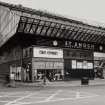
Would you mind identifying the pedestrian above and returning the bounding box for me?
[10,72,16,87]
[5,74,10,84]
[43,75,46,85]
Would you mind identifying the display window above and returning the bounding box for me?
[71,60,93,69]
[87,63,93,69]
[83,61,88,69]
[77,62,83,69]
[35,69,63,81]
[10,65,22,81]
[72,60,76,69]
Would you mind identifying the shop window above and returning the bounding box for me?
[36,69,63,81]
[87,62,93,69]
[71,60,93,70]
[72,60,76,69]
[77,62,83,69]
[10,65,21,81]
[36,26,43,34]
[83,61,88,69]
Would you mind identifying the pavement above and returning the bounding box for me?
[0,87,100,105]
[0,78,105,88]
[47,78,105,87]
[0,79,105,105]
[9,78,105,88]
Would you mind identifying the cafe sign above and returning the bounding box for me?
[65,41,94,50]
[33,47,63,58]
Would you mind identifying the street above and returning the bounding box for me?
[0,85,105,105]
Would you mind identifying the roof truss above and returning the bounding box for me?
[17,16,105,44]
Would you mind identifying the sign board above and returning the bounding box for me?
[94,52,105,57]
[65,41,94,50]
[94,52,105,60]
[33,47,63,58]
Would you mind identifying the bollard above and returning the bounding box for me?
[43,76,46,85]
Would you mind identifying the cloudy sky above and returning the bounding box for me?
[1,0,105,26]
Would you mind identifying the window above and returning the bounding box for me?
[87,63,93,69]
[83,61,88,69]
[72,60,76,69]
[10,65,21,81]
[77,62,83,69]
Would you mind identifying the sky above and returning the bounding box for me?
[1,0,105,26]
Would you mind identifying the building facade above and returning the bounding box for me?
[0,2,105,82]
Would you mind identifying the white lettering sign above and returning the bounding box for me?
[65,41,94,50]
[33,47,63,58]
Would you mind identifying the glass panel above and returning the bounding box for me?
[39,21,45,25]
[24,24,31,33]
[41,26,48,35]
[83,61,88,69]
[56,24,60,28]
[51,28,58,36]
[87,63,93,69]
[45,21,51,26]
[30,24,36,33]
[36,25,43,34]
[34,19,39,23]
[27,18,34,23]
[77,62,83,69]
[56,29,62,37]
[47,28,53,36]
[51,23,56,27]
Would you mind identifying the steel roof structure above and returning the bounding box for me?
[0,1,105,48]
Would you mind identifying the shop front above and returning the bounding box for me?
[32,47,64,82]
[64,49,94,79]
[63,41,94,79]
[94,52,105,79]
[21,40,95,82]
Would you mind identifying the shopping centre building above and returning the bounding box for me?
[0,1,105,82]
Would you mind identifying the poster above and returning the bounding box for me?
[83,61,88,69]
[87,63,93,69]
[77,62,83,69]
[72,60,76,69]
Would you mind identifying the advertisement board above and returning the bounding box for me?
[33,47,63,58]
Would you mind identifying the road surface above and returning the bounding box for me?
[0,85,105,105]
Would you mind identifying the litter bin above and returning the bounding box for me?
[81,77,89,85]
